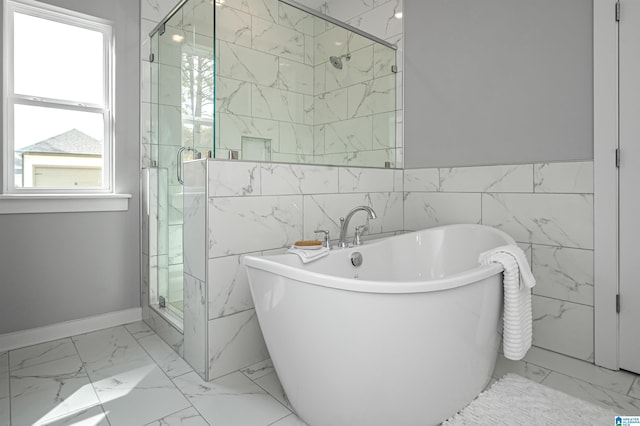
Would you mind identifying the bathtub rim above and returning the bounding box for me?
[243,224,514,294]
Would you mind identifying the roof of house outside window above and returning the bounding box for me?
[17,129,102,155]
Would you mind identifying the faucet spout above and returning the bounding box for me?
[338,206,377,248]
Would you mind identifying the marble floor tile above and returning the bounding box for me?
[125,321,157,340]
[173,371,291,425]
[524,346,636,395]
[241,359,275,381]
[73,326,191,426]
[3,322,639,426]
[10,338,79,371]
[268,413,308,426]
[92,359,191,425]
[137,334,193,378]
[40,405,109,426]
[542,371,640,415]
[253,370,291,410]
[629,377,640,399]
[72,326,151,379]
[493,353,551,383]
[143,407,209,425]
[10,356,100,426]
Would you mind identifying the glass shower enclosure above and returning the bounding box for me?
[149,0,215,325]
[148,0,397,327]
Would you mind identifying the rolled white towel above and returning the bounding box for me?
[479,245,536,289]
[287,246,329,264]
[479,245,535,360]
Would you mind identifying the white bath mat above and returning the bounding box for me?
[442,373,618,425]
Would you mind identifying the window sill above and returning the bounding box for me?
[0,193,132,214]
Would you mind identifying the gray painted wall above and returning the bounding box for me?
[0,0,141,334]
[404,0,593,168]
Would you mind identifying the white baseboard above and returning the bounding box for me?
[0,307,142,353]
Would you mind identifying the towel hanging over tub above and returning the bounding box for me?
[479,245,536,360]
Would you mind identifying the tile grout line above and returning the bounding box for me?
[499,356,640,411]
[266,413,297,426]
[6,339,105,425]
[503,345,640,390]
[69,334,113,426]
[526,356,640,403]
[142,405,209,426]
[540,369,640,407]
[632,379,640,399]
[240,369,295,420]
[169,366,289,426]
[530,293,595,309]
[624,378,635,398]
[122,324,210,425]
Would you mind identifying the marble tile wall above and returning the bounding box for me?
[308,0,404,167]
[206,160,402,380]
[215,0,315,162]
[216,0,402,167]
[183,160,208,377]
[404,161,595,362]
[182,159,402,381]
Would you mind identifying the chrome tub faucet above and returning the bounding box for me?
[338,206,377,248]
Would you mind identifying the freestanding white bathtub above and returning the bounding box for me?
[244,224,515,426]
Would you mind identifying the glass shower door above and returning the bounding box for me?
[149,0,215,325]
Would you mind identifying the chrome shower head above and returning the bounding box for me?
[329,53,351,70]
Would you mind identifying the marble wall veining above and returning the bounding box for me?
[404,161,595,362]
[216,0,402,167]
[309,0,404,167]
[169,157,596,378]
[183,159,403,380]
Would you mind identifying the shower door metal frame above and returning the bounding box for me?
[278,0,396,50]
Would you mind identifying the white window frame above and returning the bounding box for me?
[1,0,129,212]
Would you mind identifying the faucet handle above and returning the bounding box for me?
[353,225,367,246]
[314,229,331,249]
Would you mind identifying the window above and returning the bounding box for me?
[3,0,113,193]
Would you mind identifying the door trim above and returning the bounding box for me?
[594,0,619,369]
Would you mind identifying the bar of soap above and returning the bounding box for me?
[294,240,322,246]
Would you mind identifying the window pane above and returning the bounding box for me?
[13,12,105,105]
[13,104,104,188]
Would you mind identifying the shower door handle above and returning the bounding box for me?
[177,147,186,185]
[176,146,199,185]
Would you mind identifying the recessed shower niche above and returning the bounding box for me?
[241,136,272,162]
[144,0,399,378]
